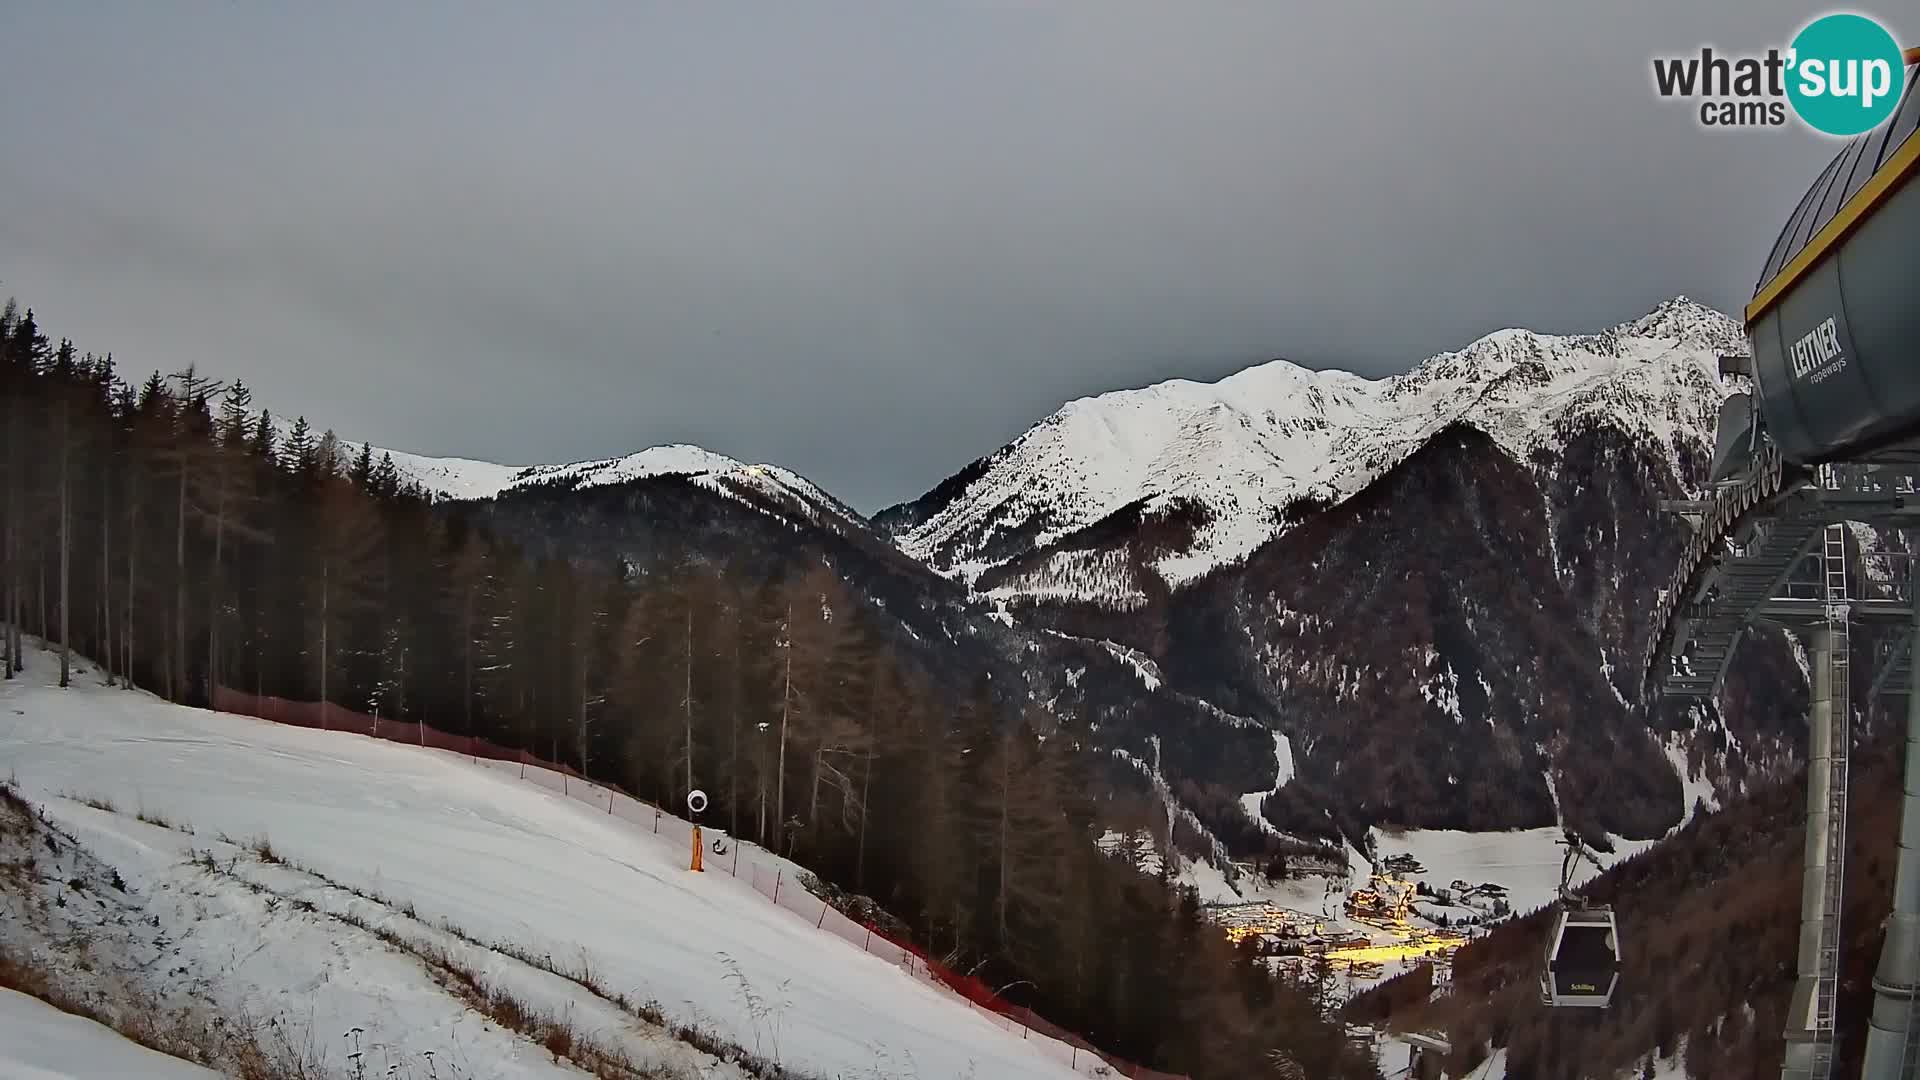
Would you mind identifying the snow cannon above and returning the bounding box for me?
[1745,58,1920,467]
[687,789,708,873]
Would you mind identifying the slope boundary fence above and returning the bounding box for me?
[210,686,1189,1080]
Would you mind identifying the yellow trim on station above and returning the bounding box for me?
[1746,124,1920,326]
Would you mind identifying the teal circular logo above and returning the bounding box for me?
[1787,13,1906,136]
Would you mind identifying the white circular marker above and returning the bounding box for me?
[687,789,709,815]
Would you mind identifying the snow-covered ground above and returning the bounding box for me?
[372,449,529,502]
[1370,827,1659,919]
[1366,1037,1687,1080]
[1171,817,1662,1007]
[0,988,219,1079]
[0,646,1088,1080]
[1177,823,1652,923]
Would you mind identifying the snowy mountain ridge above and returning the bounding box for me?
[382,442,859,520]
[884,296,1743,593]
[271,433,871,547]
[261,406,852,523]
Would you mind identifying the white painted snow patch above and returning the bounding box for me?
[1238,731,1296,836]
[1664,733,1719,829]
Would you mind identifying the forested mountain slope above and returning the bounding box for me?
[1351,733,1909,1080]
[342,298,1813,859]
[0,300,1375,1080]
[882,298,1808,847]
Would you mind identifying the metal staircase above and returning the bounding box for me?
[1872,628,1915,699]
[1812,521,1853,1080]
[1650,458,1920,703]
[1663,510,1826,697]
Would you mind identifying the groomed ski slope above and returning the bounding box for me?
[0,649,1087,1080]
[0,988,220,1079]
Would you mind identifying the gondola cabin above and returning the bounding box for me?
[1541,906,1620,1008]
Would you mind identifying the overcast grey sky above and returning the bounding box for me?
[0,2,1885,510]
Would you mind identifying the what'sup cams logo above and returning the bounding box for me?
[1653,12,1907,135]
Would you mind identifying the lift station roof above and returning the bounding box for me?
[1749,58,1920,466]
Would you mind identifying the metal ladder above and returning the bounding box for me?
[1812,520,1852,1080]
[1898,526,1920,1080]
[1904,557,1920,1080]
[1905,935,1920,1078]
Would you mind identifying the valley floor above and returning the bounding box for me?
[1175,823,1660,1002]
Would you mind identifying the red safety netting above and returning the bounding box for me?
[211,686,1190,1080]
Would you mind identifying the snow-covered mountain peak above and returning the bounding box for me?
[888,295,1736,595]
[341,441,864,532]
[512,443,767,491]
[411,442,853,518]
[1617,294,1746,354]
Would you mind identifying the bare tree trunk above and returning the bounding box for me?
[729,627,741,841]
[576,638,589,775]
[401,645,410,736]
[125,497,138,690]
[3,397,14,681]
[463,582,475,743]
[856,748,872,892]
[757,757,768,845]
[683,602,694,797]
[2,516,11,680]
[10,554,20,675]
[57,407,70,689]
[8,553,17,675]
[809,749,822,829]
[5,528,12,677]
[777,600,791,848]
[254,532,268,701]
[5,393,20,677]
[100,465,112,686]
[319,558,329,721]
[4,523,11,677]
[174,460,187,701]
[206,473,227,699]
[998,740,1012,943]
